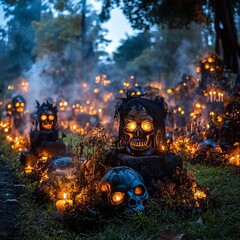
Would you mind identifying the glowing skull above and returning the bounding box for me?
[101,166,149,214]
[12,95,26,113]
[39,111,56,130]
[124,104,154,155]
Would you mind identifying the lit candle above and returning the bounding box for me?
[213,91,216,101]
[25,166,33,174]
[221,93,224,102]
[209,92,213,102]
[56,193,73,213]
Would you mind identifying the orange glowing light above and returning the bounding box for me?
[95,76,101,83]
[141,121,153,132]
[126,121,137,132]
[210,111,215,116]
[196,66,201,73]
[205,63,210,69]
[111,192,124,205]
[167,89,173,94]
[93,88,99,93]
[195,103,201,109]
[208,56,215,63]
[194,190,206,199]
[134,186,143,195]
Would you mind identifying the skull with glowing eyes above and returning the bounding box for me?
[101,166,148,214]
[116,96,168,156]
[124,105,154,155]
[12,95,26,113]
[39,111,56,130]
[35,101,58,131]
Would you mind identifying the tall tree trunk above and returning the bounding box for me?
[215,0,240,73]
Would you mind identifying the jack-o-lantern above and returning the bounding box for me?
[101,166,148,214]
[12,95,26,113]
[116,96,168,156]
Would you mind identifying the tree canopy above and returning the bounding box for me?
[100,0,240,73]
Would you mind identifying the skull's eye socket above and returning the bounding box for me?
[111,192,125,205]
[15,103,20,107]
[20,102,25,107]
[41,115,47,121]
[141,121,153,132]
[134,186,145,196]
[7,104,12,109]
[126,121,137,132]
[48,115,55,121]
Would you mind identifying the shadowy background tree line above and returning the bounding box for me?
[0,0,239,94]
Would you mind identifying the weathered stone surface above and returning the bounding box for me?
[105,152,182,186]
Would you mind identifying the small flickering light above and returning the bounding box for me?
[208,56,215,63]
[181,110,185,115]
[7,85,14,90]
[167,89,173,94]
[130,75,135,80]
[195,103,201,109]
[229,155,240,166]
[25,166,33,174]
[134,83,138,87]
[182,82,187,86]
[196,66,201,73]
[210,111,215,116]
[178,107,182,112]
[213,91,216,101]
[217,116,223,122]
[220,93,224,102]
[56,193,73,213]
[82,83,88,88]
[204,63,210,69]
[95,76,101,83]
[210,67,215,72]
[209,91,213,102]
[86,100,90,105]
[194,190,207,203]
[93,88,99,93]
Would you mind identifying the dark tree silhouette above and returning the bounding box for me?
[100,0,240,73]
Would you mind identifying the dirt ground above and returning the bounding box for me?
[0,159,25,240]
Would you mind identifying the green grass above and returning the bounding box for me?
[0,133,239,240]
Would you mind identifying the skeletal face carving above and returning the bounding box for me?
[39,110,56,130]
[12,96,26,113]
[123,104,154,155]
[101,166,148,214]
